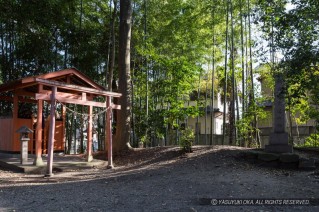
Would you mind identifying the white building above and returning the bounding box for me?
[186,93,225,135]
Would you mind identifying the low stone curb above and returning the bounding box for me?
[240,150,318,170]
[0,154,108,174]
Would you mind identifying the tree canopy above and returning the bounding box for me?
[1,0,318,150]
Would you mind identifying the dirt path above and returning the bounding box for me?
[0,146,318,211]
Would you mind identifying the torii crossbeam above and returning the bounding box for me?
[33,79,121,176]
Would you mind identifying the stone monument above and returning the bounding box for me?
[265,74,293,153]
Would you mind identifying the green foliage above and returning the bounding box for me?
[6,0,319,150]
[179,127,195,153]
[285,65,319,127]
[256,64,274,95]
[131,0,222,143]
[0,0,111,84]
[256,0,319,103]
[237,99,268,147]
[304,133,319,147]
[255,0,319,150]
[139,134,150,147]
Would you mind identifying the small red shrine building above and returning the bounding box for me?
[0,68,121,166]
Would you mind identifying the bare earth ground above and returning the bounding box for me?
[0,145,319,212]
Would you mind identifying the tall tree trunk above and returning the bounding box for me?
[210,6,215,145]
[144,0,149,145]
[240,0,245,147]
[247,0,260,147]
[230,0,236,145]
[288,96,294,145]
[222,0,230,145]
[196,74,201,144]
[210,34,215,145]
[77,0,83,69]
[205,79,208,145]
[0,23,6,82]
[107,0,118,91]
[54,28,58,71]
[64,42,68,68]
[105,0,112,87]
[114,0,133,152]
[235,78,240,145]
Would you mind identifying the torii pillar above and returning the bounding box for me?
[106,96,113,169]
[34,85,44,166]
[86,105,93,162]
[46,86,57,177]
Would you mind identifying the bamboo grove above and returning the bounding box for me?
[131,0,260,148]
[1,0,318,151]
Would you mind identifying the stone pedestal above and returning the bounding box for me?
[265,74,292,153]
[87,155,93,163]
[20,139,29,165]
[266,132,292,153]
[33,157,44,166]
[265,144,292,153]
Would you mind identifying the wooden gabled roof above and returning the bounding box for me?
[0,68,105,93]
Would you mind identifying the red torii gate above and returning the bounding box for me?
[0,68,121,176]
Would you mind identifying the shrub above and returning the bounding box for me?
[139,134,150,148]
[180,127,195,153]
[304,133,319,147]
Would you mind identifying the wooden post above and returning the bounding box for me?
[106,96,113,169]
[13,92,19,119]
[13,93,18,151]
[86,105,93,162]
[46,86,57,177]
[13,93,18,119]
[62,105,66,153]
[33,99,44,166]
